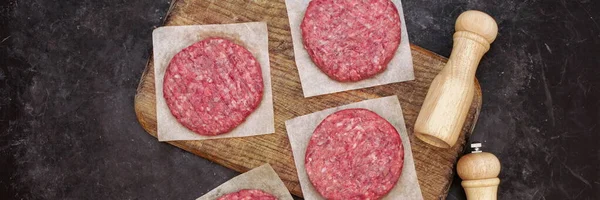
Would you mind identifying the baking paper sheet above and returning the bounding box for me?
[285,96,423,199]
[284,0,415,97]
[153,22,275,141]
[196,164,294,200]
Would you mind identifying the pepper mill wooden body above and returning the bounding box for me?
[457,143,501,200]
[415,10,498,148]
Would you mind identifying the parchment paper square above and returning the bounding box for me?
[153,22,274,141]
[196,164,294,200]
[285,0,415,97]
[285,96,423,199]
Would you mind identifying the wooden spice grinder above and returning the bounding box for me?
[415,10,498,148]
[457,143,501,200]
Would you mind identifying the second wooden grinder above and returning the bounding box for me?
[457,143,501,200]
[415,10,498,148]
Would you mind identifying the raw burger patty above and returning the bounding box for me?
[163,37,263,136]
[305,108,404,200]
[301,0,402,82]
[217,189,277,200]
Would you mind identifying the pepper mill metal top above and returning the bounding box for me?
[470,142,482,153]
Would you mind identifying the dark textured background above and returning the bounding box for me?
[1,0,598,199]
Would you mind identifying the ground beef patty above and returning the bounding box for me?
[163,38,263,136]
[216,189,277,200]
[301,0,401,82]
[305,108,404,200]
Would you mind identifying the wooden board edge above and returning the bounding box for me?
[134,58,155,137]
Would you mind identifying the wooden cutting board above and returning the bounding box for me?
[134,0,482,199]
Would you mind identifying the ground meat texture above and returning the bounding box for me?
[305,108,404,200]
[301,0,402,82]
[216,189,277,200]
[163,38,263,136]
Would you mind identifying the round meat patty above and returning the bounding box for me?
[216,189,277,200]
[301,0,402,82]
[305,108,404,200]
[163,37,263,136]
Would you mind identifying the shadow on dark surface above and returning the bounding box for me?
[1,0,599,199]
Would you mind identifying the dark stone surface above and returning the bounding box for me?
[1,0,598,199]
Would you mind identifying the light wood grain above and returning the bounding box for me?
[414,10,498,148]
[457,152,501,200]
[134,1,482,199]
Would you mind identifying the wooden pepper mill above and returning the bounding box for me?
[457,143,501,200]
[414,10,498,148]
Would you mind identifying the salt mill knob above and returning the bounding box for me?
[414,10,498,148]
[457,143,501,200]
